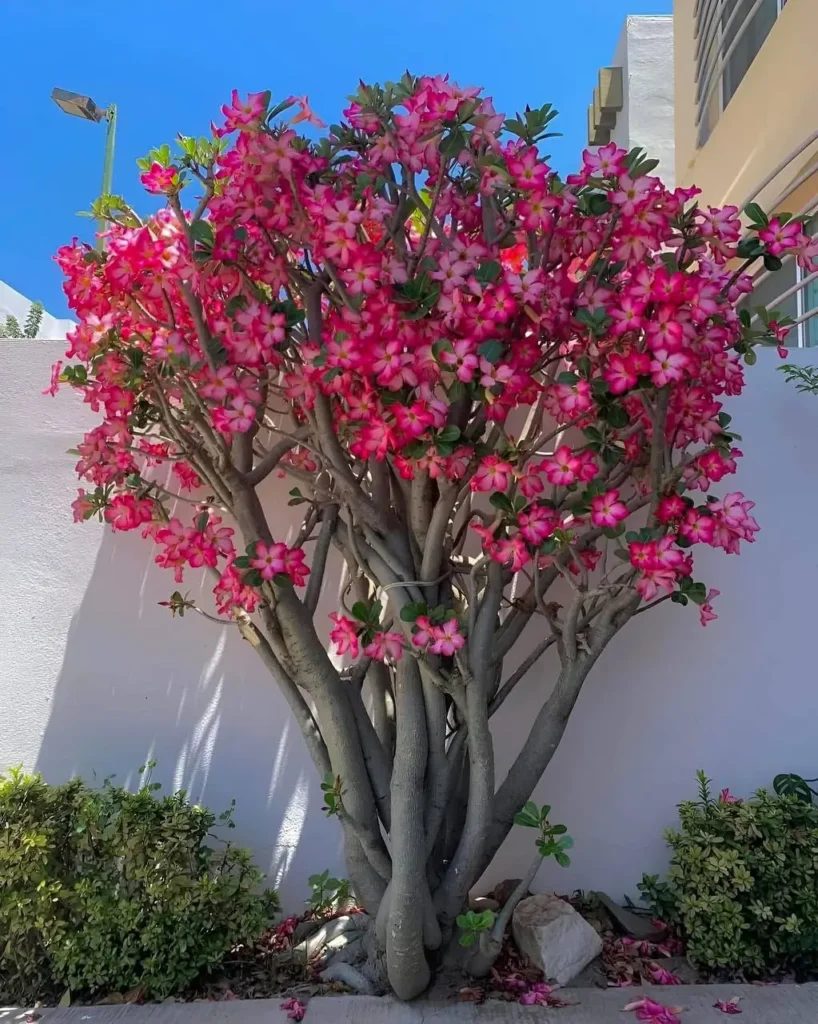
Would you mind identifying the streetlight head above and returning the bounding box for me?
[51,87,104,123]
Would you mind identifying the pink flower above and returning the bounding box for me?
[678,508,715,545]
[72,488,95,523]
[623,997,682,1023]
[364,631,405,663]
[329,612,360,659]
[517,504,558,545]
[212,398,257,434]
[699,587,720,627]
[280,998,307,1022]
[610,174,655,217]
[650,349,691,387]
[173,462,202,492]
[429,618,465,657]
[411,615,435,648]
[553,378,593,416]
[590,489,629,528]
[656,494,687,524]
[105,494,154,532]
[250,541,288,580]
[649,963,681,985]
[283,546,310,587]
[759,218,801,257]
[221,89,269,133]
[713,997,742,1014]
[541,445,581,486]
[581,141,627,178]
[43,360,63,396]
[719,787,742,805]
[286,94,325,128]
[520,981,553,1006]
[470,454,514,493]
[140,163,178,195]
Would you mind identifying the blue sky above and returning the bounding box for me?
[0,0,671,319]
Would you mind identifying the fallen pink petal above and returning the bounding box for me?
[622,996,682,1023]
[714,997,742,1014]
[280,997,307,1022]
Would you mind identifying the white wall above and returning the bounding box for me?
[608,16,676,188]
[3,341,818,910]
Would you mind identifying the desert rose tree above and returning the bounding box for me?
[52,76,796,998]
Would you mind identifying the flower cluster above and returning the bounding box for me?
[52,73,780,633]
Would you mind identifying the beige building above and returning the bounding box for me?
[674,0,818,345]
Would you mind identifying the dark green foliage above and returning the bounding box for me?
[0,767,277,1003]
[640,771,818,977]
[779,363,818,395]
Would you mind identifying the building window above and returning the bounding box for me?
[695,0,785,147]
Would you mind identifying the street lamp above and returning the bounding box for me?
[51,88,117,245]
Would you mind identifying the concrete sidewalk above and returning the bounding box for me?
[20,984,818,1022]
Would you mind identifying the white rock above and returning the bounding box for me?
[511,893,603,985]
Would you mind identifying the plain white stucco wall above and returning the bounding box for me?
[608,16,675,187]
[3,342,818,909]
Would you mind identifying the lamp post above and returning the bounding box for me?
[51,88,117,247]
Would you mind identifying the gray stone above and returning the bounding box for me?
[491,878,526,907]
[293,914,367,959]
[658,955,700,984]
[469,895,500,913]
[292,917,323,946]
[593,892,668,943]
[512,893,603,985]
[324,936,364,966]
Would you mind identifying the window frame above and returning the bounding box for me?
[695,0,786,148]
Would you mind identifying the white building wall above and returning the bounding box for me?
[3,342,818,909]
[607,16,675,187]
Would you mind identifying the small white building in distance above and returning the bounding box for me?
[586,15,675,188]
[0,279,74,340]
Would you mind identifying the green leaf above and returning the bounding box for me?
[744,202,769,228]
[189,220,214,247]
[400,601,427,623]
[437,425,462,445]
[351,601,371,623]
[272,572,293,588]
[554,851,571,868]
[478,339,505,364]
[557,371,579,385]
[736,238,765,260]
[489,492,514,513]
[474,260,502,285]
[603,404,629,428]
[440,127,468,160]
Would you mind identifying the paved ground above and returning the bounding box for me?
[19,984,818,1022]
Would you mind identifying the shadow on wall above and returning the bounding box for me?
[34,522,346,910]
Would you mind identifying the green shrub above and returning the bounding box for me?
[639,771,818,977]
[0,765,277,1003]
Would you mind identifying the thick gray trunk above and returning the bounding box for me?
[386,659,433,999]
